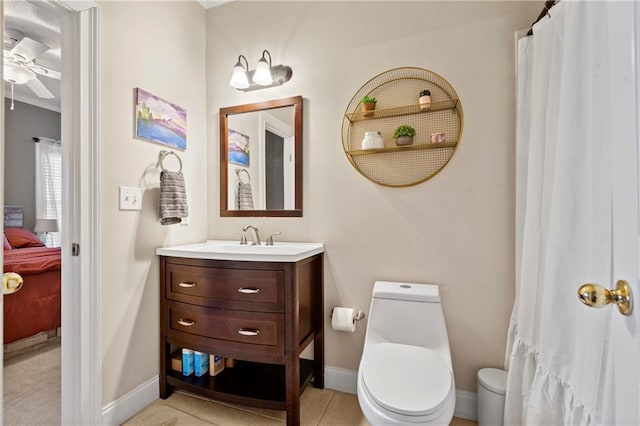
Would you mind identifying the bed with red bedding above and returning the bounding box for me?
[3,230,61,344]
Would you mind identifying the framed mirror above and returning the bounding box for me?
[220,96,303,217]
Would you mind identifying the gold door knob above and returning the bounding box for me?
[578,280,633,316]
[3,272,23,295]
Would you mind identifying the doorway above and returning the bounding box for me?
[260,112,294,210]
[0,1,100,424]
[3,3,63,423]
[265,130,284,209]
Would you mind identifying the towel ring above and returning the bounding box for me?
[235,168,251,183]
[158,150,183,172]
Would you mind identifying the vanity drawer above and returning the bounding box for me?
[168,301,284,355]
[166,264,284,311]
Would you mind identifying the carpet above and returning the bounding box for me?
[4,339,60,425]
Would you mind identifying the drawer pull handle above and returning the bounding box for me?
[238,287,260,294]
[238,328,260,336]
[178,282,196,288]
[177,319,195,327]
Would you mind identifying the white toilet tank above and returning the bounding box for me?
[366,281,451,359]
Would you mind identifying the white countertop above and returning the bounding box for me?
[156,240,324,262]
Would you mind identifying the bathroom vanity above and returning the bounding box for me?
[156,240,324,426]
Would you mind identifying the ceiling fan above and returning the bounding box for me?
[3,29,62,110]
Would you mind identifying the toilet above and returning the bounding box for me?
[357,281,455,425]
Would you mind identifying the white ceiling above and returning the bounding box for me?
[3,0,62,112]
[2,0,233,112]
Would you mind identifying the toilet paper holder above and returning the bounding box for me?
[330,307,365,323]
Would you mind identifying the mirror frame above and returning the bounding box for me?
[220,95,303,217]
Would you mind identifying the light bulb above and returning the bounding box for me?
[229,56,250,89]
[4,62,35,84]
[252,57,273,86]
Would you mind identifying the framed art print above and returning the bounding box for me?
[228,128,250,166]
[135,88,187,150]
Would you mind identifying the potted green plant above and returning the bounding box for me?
[419,89,432,110]
[393,125,416,146]
[361,95,377,117]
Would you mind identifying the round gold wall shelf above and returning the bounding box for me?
[341,67,464,187]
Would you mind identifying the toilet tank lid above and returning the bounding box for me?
[373,281,440,302]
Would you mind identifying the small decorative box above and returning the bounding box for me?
[209,354,226,376]
[194,351,210,377]
[430,132,446,144]
[182,348,194,376]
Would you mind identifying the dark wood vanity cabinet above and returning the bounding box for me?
[159,254,324,426]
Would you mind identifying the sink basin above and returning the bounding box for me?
[156,240,324,262]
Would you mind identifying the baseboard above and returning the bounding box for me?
[101,375,159,425]
[454,389,478,421]
[99,368,478,422]
[324,366,358,394]
[4,330,60,361]
[324,366,477,421]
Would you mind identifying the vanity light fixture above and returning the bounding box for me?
[229,55,250,90]
[252,50,273,86]
[229,49,292,92]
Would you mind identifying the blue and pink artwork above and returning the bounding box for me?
[228,129,250,166]
[135,88,187,150]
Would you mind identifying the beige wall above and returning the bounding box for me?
[99,1,206,405]
[207,1,540,392]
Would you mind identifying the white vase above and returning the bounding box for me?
[362,131,384,149]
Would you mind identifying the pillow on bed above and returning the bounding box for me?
[3,234,11,250]
[4,228,45,248]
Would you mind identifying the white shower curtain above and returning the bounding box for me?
[506,1,623,424]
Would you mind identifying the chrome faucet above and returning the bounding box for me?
[266,232,281,246]
[242,225,261,245]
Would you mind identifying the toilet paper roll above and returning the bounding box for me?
[332,307,356,332]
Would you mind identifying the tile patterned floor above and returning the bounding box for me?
[124,387,478,425]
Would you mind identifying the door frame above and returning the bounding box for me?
[259,112,294,210]
[0,1,101,424]
[0,6,5,424]
[57,1,101,423]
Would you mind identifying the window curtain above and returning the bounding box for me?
[35,138,62,247]
[506,1,626,424]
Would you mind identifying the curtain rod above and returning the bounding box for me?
[32,137,61,144]
[527,0,558,36]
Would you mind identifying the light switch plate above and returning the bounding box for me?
[119,186,142,210]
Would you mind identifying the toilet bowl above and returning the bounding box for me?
[357,281,455,425]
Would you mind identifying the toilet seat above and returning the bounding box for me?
[361,343,453,418]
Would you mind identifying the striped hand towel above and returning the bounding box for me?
[236,181,255,210]
[159,170,188,225]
